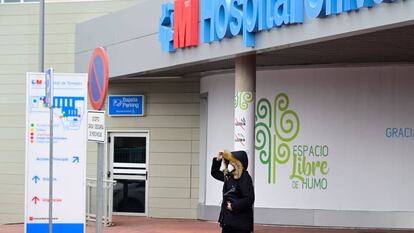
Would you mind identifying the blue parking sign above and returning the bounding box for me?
[108,95,144,116]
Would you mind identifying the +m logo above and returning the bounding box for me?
[159,0,199,52]
[31,79,43,86]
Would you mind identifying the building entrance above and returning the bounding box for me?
[108,132,149,216]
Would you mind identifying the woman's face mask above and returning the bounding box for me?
[227,163,235,173]
[220,160,226,171]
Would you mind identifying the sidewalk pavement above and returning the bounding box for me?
[1,216,413,233]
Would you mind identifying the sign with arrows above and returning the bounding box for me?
[32,196,40,205]
[32,176,40,184]
[72,156,80,163]
[25,72,87,233]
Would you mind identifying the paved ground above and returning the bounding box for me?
[1,216,413,233]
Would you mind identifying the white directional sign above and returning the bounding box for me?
[87,111,105,142]
[25,73,87,233]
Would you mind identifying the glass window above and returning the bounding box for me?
[4,0,21,3]
[113,180,146,213]
[114,137,146,164]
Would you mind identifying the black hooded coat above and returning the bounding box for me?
[211,151,255,232]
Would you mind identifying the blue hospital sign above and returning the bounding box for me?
[159,0,397,52]
[108,95,145,116]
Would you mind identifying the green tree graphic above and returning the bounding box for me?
[235,91,254,110]
[255,93,300,184]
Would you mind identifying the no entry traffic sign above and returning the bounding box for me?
[88,47,109,110]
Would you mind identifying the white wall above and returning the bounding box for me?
[200,73,234,206]
[201,65,414,219]
[255,65,414,212]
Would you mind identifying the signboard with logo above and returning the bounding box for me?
[108,95,145,116]
[159,0,397,52]
[204,66,414,212]
[254,66,414,211]
[25,73,87,233]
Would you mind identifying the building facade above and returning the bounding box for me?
[0,0,414,229]
[75,0,414,229]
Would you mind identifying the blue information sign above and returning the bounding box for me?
[108,95,144,116]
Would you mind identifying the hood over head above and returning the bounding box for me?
[222,150,248,180]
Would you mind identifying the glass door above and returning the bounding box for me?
[108,132,148,216]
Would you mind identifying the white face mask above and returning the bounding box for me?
[220,161,226,171]
[227,164,235,173]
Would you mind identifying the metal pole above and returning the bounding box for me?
[39,0,45,73]
[39,1,51,232]
[96,142,104,233]
[49,101,53,233]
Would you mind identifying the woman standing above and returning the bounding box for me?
[211,150,255,233]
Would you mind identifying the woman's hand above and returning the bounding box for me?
[216,151,224,161]
[227,201,233,211]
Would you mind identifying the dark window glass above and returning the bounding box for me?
[114,137,146,164]
[113,180,145,213]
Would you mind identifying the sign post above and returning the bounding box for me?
[45,68,54,233]
[88,47,109,233]
[25,72,87,233]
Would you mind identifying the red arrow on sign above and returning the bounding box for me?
[32,196,40,205]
